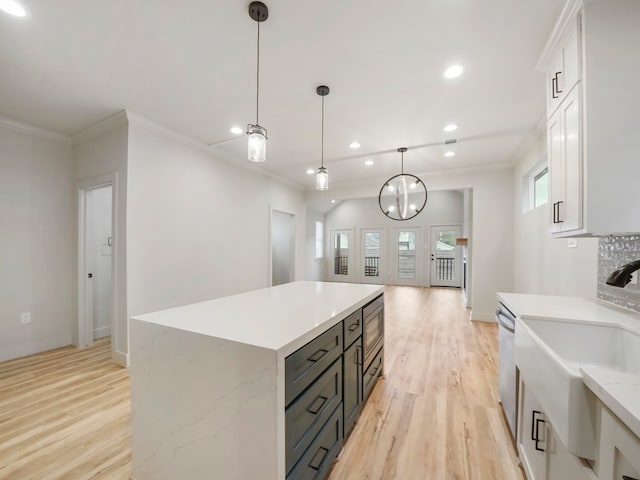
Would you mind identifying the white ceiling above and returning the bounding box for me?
[0,0,562,188]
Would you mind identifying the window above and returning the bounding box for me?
[533,167,549,208]
[523,162,549,213]
[315,221,323,259]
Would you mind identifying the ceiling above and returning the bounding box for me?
[0,0,563,188]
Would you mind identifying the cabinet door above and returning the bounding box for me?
[546,424,596,480]
[343,339,362,438]
[558,85,583,232]
[546,15,581,118]
[597,406,640,480]
[548,109,565,234]
[518,381,547,480]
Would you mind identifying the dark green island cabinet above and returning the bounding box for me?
[284,294,384,480]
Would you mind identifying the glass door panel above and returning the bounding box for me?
[361,229,384,284]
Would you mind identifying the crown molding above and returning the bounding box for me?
[72,110,129,144]
[0,115,71,144]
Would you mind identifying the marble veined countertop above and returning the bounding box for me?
[132,281,383,356]
[497,292,640,440]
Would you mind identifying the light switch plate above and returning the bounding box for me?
[568,238,578,248]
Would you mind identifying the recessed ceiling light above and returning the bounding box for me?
[444,123,458,133]
[306,168,315,175]
[0,0,26,16]
[230,126,243,135]
[444,151,456,157]
[331,199,336,204]
[349,142,361,149]
[444,65,464,79]
[364,159,374,166]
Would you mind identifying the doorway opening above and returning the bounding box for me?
[78,181,115,349]
[430,225,462,287]
[271,210,295,286]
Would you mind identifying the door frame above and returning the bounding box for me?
[359,227,385,284]
[77,173,118,350]
[429,224,462,287]
[268,207,296,287]
[391,227,422,286]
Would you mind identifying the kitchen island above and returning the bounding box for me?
[130,281,384,480]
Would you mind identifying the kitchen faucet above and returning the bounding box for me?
[605,259,640,288]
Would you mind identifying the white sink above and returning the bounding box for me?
[515,318,640,460]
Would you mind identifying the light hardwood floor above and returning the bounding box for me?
[0,287,522,480]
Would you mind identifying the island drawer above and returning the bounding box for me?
[286,403,343,480]
[363,347,383,402]
[342,309,363,349]
[285,357,342,474]
[286,322,343,406]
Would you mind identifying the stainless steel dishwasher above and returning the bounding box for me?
[497,302,518,441]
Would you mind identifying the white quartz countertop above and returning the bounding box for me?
[497,292,640,440]
[581,366,640,439]
[497,292,640,332]
[132,281,384,356]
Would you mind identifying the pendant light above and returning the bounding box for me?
[247,2,268,162]
[316,85,330,190]
[378,148,428,220]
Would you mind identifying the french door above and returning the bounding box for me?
[430,225,462,287]
[392,227,422,286]
[329,229,353,282]
[360,229,384,284]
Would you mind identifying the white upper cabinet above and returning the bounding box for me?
[537,0,640,237]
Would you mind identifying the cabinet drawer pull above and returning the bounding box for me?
[552,77,559,99]
[347,322,360,333]
[554,71,563,94]
[308,446,329,471]
[552,202,557,223]
[356,346,362,366]
[307,395,328,415]
[556,201,564,223]
[534,418,545,452]
[307,348,329,363]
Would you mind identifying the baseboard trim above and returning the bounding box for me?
[470,311,496,322]
[0,334,73,363]
[112,349,129,367]
[93,326,112,339]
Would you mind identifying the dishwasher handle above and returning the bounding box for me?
[496,311,515,333]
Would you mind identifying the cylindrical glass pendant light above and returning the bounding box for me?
[247,2,268,162]
[316,85,330,190]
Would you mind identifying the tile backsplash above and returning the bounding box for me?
[598,235,640,312]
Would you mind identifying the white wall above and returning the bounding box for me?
[0,124,74,362]
[271,210,294,286]
[74,119,128,364]
[324,191,464,285]
[512,131,597,298]
[86,184,113,338]
[306,166,514,321]
[305,207,325,281]
[126,121,306,321]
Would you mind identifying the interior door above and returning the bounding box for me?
[360,229,384,284]
[271,210,295,286]
[430,225,462,287]
[392,228,421,286]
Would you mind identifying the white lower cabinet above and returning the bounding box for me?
[518,379,597,480]
[597,405,640,480]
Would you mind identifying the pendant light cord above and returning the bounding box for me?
[256,21,260,124]
[321,95,325,168]
[401,150,404,174]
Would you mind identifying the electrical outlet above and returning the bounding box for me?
[21,312,31,324]
[567,238,578,248]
